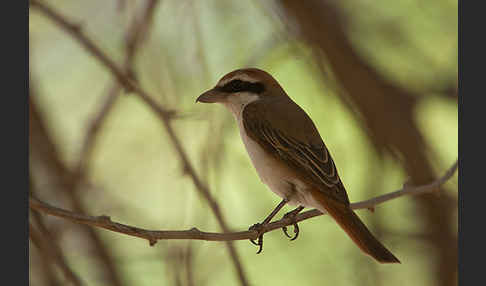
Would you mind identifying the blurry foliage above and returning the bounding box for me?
[29,0,457,285]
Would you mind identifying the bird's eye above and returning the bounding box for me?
[228,80,244,92]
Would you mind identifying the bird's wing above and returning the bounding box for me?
[242,97,350,205]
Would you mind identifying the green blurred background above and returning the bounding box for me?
[29,0,457,285]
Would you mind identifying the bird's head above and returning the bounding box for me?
[196,68,286,114]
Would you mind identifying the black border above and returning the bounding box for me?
[7,0,29,285]
[459,0,481,285]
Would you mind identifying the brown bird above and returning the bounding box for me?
[196,68,400,263]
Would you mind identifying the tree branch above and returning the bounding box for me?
[30,160,458,243]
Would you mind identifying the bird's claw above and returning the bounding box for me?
[281,212,301,241]
[282,223,300,241]
[248,223,265,254]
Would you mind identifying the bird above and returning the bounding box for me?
[196,68,400,263]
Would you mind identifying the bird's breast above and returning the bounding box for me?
[235,112,319,208]
[237,117,276,185]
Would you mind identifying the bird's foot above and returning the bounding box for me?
[281,210,301,241]
[248,222,266,254]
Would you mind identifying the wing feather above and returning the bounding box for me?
[242,99,349,204]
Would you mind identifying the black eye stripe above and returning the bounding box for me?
[217,79,265,94]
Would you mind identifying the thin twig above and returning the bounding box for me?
[30,160,458,243]
[30,1,249,285]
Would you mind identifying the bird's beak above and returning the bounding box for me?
[196,88,227,104]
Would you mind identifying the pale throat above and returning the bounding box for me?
[221,93,260,119]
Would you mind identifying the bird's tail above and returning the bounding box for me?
[312,192,400,264]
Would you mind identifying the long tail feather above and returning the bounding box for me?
[312,191,400,263]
